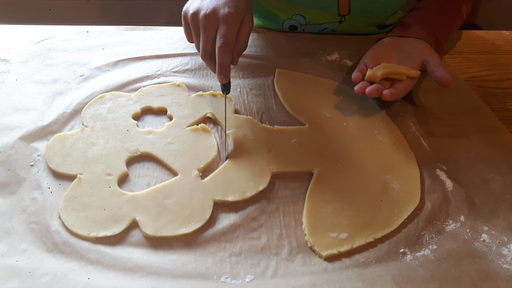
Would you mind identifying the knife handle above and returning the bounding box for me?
[220,80,231,96]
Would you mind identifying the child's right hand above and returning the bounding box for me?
[182,0,253,84]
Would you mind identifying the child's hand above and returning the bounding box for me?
[351,37,453,101]
[182,0,253,84]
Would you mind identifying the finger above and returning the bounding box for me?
[188,13,201,53]
[354,81,371,96]
[352,62,368,84]
[232,13,253,66]
[364,80,391,98]
[182,10,194,43]
[424,55,453,87]
[216,22,238,84]
[365,84,385,98]
[381,79,416,101]
[200,19,219,73]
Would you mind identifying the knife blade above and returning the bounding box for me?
[220,80,231,161]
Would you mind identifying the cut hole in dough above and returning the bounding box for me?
[191,116,232,180]
[118,154,177,193]
[133,106,172,130]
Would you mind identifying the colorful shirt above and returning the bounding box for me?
[253,0,408,34]
[252,0,473,53]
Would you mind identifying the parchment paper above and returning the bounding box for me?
[0,26,511,287]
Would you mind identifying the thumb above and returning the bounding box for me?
[424,53,453,87]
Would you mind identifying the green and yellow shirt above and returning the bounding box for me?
[252,0,408,34]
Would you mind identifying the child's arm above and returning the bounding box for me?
[352,0,472,101]
[182,0,253,84]
[388,0,473,54]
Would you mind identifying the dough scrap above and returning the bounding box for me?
[46,70,420,259]
[365,63,421,83]
[272,71,420,258]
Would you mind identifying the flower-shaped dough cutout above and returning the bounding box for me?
[47,70,420,259]
[46,83,236,237]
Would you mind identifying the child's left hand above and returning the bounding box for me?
[351,37,453,101]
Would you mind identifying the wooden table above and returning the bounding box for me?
[444,31,512,133]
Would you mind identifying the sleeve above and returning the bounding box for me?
[385,0,473,53]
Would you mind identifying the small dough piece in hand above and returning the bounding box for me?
[365,63,421,83]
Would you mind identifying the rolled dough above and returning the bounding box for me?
[272,70,421,258]
[46,70,420,259]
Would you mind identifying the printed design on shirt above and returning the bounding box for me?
[282,0,351,33]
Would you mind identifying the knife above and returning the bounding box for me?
[220,80,231,161]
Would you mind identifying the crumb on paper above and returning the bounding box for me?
[400,232,438,263]
[322,51,340,61]
[474,226,512,269]
[415,248,432,257]
[292,139,298,145]
[219,275,255,284]
[29,155,42,167]
[444,220,461,231]
[409,121,431,152]
[502,244,512,269]
[220,276,242,284]
[401,245,437,261]
[435,169,453,192]
[475,231,498,250]
[342,59,353,66]
[421,231,439,246]
[399,248,413,262]
[415,244,437,258]
[460,216,465,222]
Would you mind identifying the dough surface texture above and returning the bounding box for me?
[46,70,420,258]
